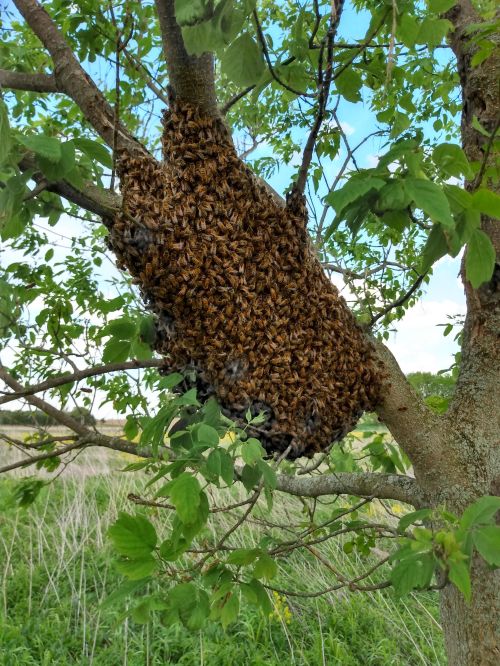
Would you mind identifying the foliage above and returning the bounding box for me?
[407,371,456,413]
[0,0,499,651]
[0,473,446,665]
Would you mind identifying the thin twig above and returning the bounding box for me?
[253,9,315,98]
[370,274,426,327]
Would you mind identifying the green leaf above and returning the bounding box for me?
[471,40,495,68]
[159,473,201,524]
[444,184,473,213]
[141,404,177,454]
[335,68,362,103]
[219,449,235,486]
[159,372,184,390]
[108,512,157,559]
[175,0,208,25]
[220,592,240,628]
[390,553,434,595]
[390,111,412,138]
[377,180,412,211]
[139,316,156,344]
[220,32,265,87]
[448,560,471,601]
[17,134,62,163]
[398,509,433,532]
[168,582,210,630]
[182,20,218,56]
[253,553,277,580]
[421,224,449,272]
[227,548,261,565]
[465,229,496,288]
[433,143,474,179]
[175,387,200,406]
[256,459,277,489]
[404,178,454,226]
[106,318,137,340]
[0,98,12,165]
[246,578,271,614]
[397,14,420,48]
[181,490,209,540]
[473,526,500,566]
[241,437,265,464]
[325,177,386,215]
[241,463,261,491]
[427,0,456,13]
[159,536,189,561]
[130,340,153,360]
[461,496,500,530]
[185,589,210,630]
[101,579,149,609]
[115,556,158,580]
[102,338,131,363]
[194,423,219,447]
[417,18,452,47]
[472,189,500,218]
[73,137,113,168]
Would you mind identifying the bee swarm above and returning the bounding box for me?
[107,102,383,458]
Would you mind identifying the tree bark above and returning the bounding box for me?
[435,3,500,663]
[440,557,500,666]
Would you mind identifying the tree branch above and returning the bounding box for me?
[0,359,163,406]
[274,470,422,506]
[0,364,89,435]
[18,154,122,217]
[0,68,59,93]
[373,342,455,491]
[13,0,147,154]
[253,9,315,98]
[369,273,426,327]
[153,0,217,113]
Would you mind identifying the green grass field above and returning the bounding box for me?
[0,448,445,665]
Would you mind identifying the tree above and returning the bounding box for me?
[0,1,498,663]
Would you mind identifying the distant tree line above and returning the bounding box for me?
[407,372,455,414]
[0,407,96,426]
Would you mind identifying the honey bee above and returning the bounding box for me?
[111,102,384,459]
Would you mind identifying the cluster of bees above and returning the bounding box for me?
[108,102,383,458]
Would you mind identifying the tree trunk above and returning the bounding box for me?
[433,4,500,662]
[440,559,500,665]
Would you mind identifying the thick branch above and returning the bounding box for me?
[0,359,163,406]
[13,0,146,154]
[154,0,217,114]
[373,342,455,491]
[18,154,121,216]
[274,470,422,506]
[0,68,59,93]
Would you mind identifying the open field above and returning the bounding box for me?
[0,439,444,666]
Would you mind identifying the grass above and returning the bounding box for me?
[0,448,445,665]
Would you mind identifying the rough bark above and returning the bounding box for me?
[434,3,500,663]
[0,68,59,92]
[154,0,217,114]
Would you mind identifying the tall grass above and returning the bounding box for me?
[0,449,445,665]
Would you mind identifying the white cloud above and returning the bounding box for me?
[387,299,466,373]
[365,154,379,168]
[340,121,355,136]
